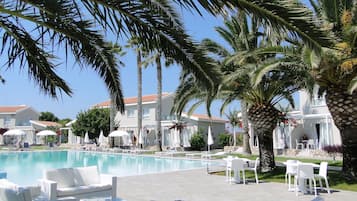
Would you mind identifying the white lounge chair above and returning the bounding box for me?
[0,179,36,201]
[201,151,226,159]
[39,166,119,201]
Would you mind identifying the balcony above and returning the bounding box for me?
[311,97,326,107]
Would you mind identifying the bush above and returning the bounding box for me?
[323,145,342,154]
[218,133,231,147]
[190,133,205,151]
[323,145,342,160]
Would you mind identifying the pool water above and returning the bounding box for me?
[0,150,212,186]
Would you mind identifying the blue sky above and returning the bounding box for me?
[0,7,238,120]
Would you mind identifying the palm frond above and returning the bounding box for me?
[83,0,220,91]
[348,75,357,94]
[0,17,71,97]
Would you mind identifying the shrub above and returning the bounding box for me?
[190,133,205,151]
[323,145,343,154]
[323,145,342,160]
[218,133,231,147]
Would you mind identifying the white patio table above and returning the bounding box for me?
[283,161,320,193]
[223,157,251,184]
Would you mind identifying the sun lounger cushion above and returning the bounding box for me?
[57,183,111,197]
[0,179,18,190]
[72,166,100,186]
[45,168,76,188]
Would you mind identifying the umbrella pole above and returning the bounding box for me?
[207,144,210,174]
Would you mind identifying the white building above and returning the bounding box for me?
[266,88,341,151]
[0,105,62,145]
[0,105,39,145]
[93,93,226,149]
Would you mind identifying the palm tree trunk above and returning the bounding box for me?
[248,104,279,172]
[241,101,251,154]
[255,127,275,172]
[110,94,117,132]
[325,87,357,179]
[233,126,236,146]
[156,54,163,151]
[137,50,143,148]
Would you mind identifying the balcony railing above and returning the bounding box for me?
[311,98,326,106]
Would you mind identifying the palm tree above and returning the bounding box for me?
[173,14,314,171]
[155,54,163,151]
[225,110,240,147]
[0,0,219,114]
[200,14,257,154]
[182,0,357,179]
[126,38,146,146]
[108,43,125,132]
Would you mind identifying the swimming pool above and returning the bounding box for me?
[0,150,213,186]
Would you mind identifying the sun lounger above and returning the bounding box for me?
[201,151,226,159]
[39,166,119,201]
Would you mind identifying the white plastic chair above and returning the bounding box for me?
[296,139,304,149]
[295,163,317,197]
[244,157,259,184]
[315,162,331,194]
[285,160,298,190]
[225,156,233,182]
[231,159,246,184]
[307,139,316,150]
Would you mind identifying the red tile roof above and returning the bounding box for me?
[0,105,28,113]
[93,93,171,108]
[183,113,227,122]
[31,120,61,127]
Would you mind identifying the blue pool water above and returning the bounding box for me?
[0,151,212,186]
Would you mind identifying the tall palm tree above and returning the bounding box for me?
[142,51,175,151]
[126,38,146,146]
[0,0,219,114]
[137,49,143,147]
[155,54,163,151]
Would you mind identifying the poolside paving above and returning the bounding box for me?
[104,168,357,201]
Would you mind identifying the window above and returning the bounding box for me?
[143,108,150,118]
[4,116,11,127]
[127,109,135,118]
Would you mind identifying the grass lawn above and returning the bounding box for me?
[211,153,342,167]
[212,166,357,192]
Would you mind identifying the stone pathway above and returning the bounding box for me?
[107,168,356,201]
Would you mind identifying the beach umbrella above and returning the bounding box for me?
[182,129,191,147]
[98,130,105,145]
[84,132,90,144]
[206,125,214,173]
[173,127,180,148]
[3,129,26,136]
[37,130,57,145]
[207,125,214,150]
[108,130,129,137]
[109,130,129,147]
[37,130,57,136]
[138,130,143,147]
